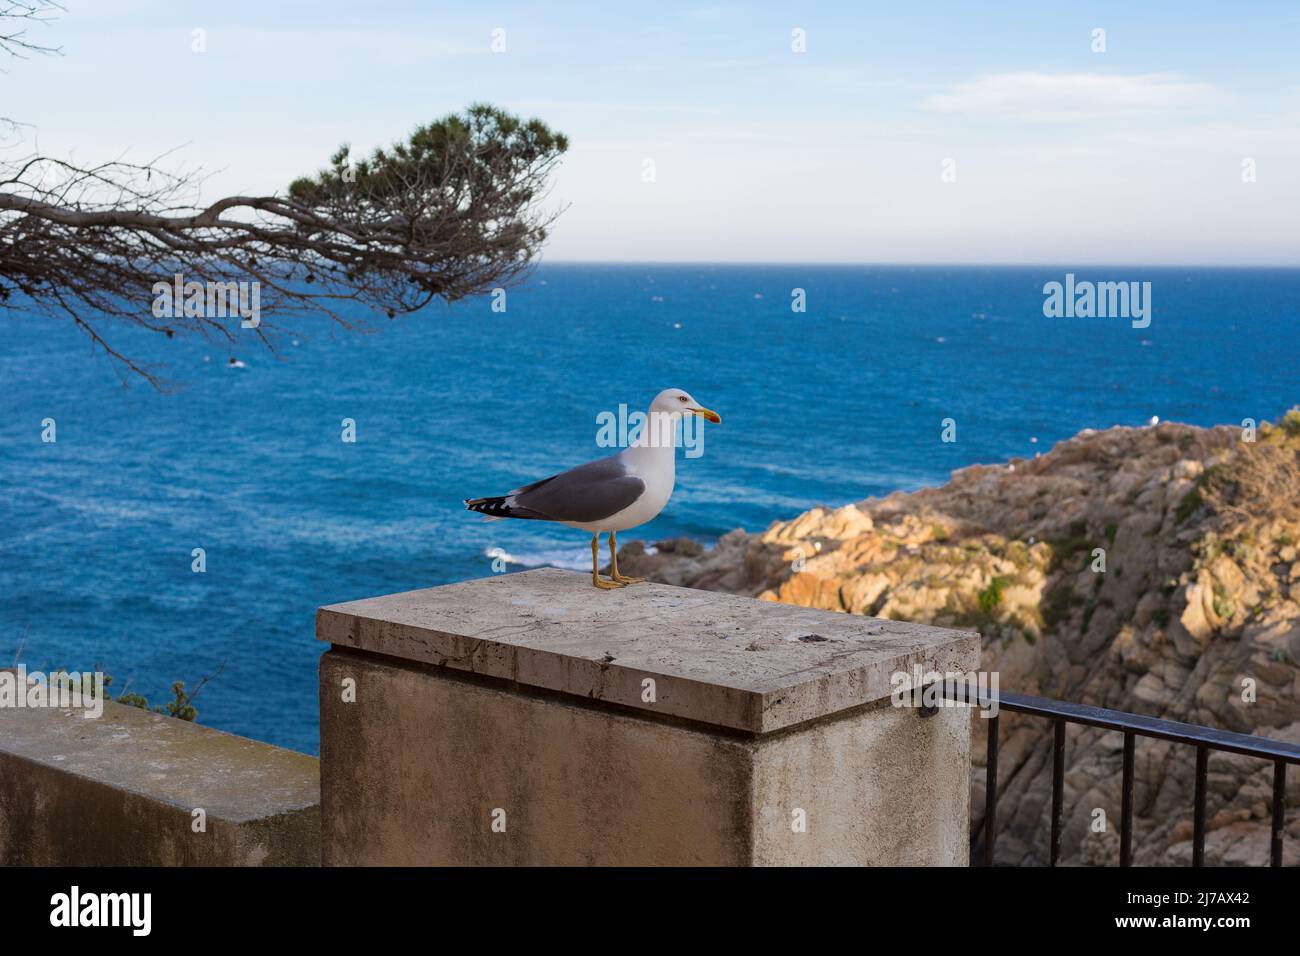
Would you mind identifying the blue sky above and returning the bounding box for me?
[9,1,1300,263]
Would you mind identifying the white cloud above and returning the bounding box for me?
[921,72,1218,121]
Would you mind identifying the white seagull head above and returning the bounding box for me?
[648,387,722,424]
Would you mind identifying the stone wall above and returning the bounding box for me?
[317,568,978,866]
[0,683,319,866]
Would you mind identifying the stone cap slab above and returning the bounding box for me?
[317,568,979,734]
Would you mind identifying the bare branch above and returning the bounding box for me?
[0,105,569,386]
[0,1,63,60]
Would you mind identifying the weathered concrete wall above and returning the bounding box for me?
[0,692,320,866]
[321,649,970,865]
[751,703,971,865]
[321,650,755,865]
[319,569,979,866]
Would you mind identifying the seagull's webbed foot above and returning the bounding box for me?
[591,533,626,589]
[609,531,646,585]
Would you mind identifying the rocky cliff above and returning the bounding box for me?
[619,412,1300,865]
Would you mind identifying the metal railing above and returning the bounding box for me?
[938,681,1300,867]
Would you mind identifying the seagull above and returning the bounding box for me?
[464,388,721,589]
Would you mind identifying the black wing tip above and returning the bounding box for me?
[465,496,547,520]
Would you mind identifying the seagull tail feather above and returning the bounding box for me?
[464,496,548,522]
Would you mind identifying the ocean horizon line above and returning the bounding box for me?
[533,259,1300,270]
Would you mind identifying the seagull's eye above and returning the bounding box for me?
[678,396,688,403]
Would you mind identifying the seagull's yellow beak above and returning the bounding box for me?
[689,406,721,424]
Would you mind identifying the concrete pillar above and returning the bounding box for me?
[317,568,979,866]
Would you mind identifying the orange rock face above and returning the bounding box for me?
[616,417,1300,865]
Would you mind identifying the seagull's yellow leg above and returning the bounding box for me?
[609,530,645,585]
[592,532,623,589]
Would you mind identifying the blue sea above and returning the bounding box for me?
[1,264,1295,754]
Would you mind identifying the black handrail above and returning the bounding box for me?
[938,681,1299,867]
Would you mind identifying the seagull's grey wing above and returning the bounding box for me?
[509,455,646,523]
